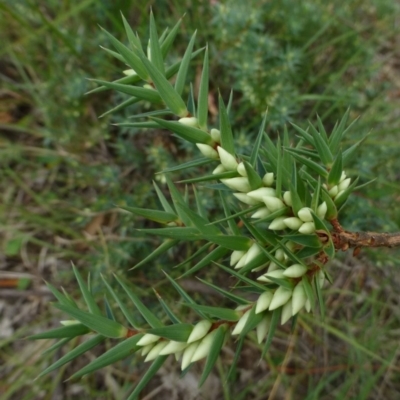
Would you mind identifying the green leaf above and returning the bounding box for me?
[36,334,105,379]
[175,31,197,95]
[138,226,202,241]
[116,121,160,129]
[178,170,237,184]
[120,13,144,52]
[320,188,338,220]
[90,79,161,103]
[149,11,165,74]
[301,276,315,312]
[289,182,303,217]
[316,114,329,143]
[261,308,281,359]
[310,177,321,212]
[41,337,71,356]
[28,324,90,340]
[240,306,265,338]
[70,334,143,380]
[243,161,262,190]
[128,109,172,120]
[327,152,343,186]
[100,27,149,81]
[160,17,182,57]
[197,47,209,130]
[175,203,220,235]
[154,289,181,324]
[132,239,179,270]
[309,122,333,166]
[101,275,138,328]
[185,304,239,321]
[103,295,115,321]
[120,206,177,224]
[275,137,282,198]
[180,246,229,278]
[315,274,325,320]
[204,235,252,251]
[199,325,226,387]
[196,278,251,305]
[114,275,164,328]
[286,148,328,178]
[160,157,212,174]
[163,272,208,319]
[218,94,235,155]
[227,337,244,381]
[45,282,77,307]
[342,134,370,166]
[148,324,193,342]
[328,108,350,153]
[98,97,140,118]
[151,117,212,144]
[283,234,322,248]
[249,111,268,167]
[135,52,188,116]
[334,177,359,209]
[290,123,314,146]
[72,264,101,315]
[127,356,168,400]
[54,304,127,338]
[153,181,175,214]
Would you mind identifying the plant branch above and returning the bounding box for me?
[330,218,400,250]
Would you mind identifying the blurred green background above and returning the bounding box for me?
[1,0,400,399]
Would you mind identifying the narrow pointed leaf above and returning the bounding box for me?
[204,235,252,251]
[54,303,127,338]
[290,123,314,146]
[99,97,140,118]
[45,282,77,307]
[219,94,235,154]
[149,11,165,74]
[243,161,262,190]
[342,135,369,165]
[283,234,321,248]
[310,177,322,212]
[175,203,220,235]
[87,72,140,95]
[175,31,197,95]
[333,177,359,209]
[160,157,212,174]
[240,306,265,338]
[328,152,343,186]
[315,274,325,320]
[148,324,193,342]
[28,324,90,340]
[138,226,202,240]
[301,275,315,312]
[160,17,182,57]
[132,239,179,270]
[289,182,303,217]
[309,122,333,166]
[185,304,239,321]
[178,170,237,184]
[261,308,281,359]
[91,79,161,103]
[153,181,175,215]
[42,337,71,356]
[114,275,164,328]
[121,13,144,51]
[199,325,226,387]
[197,47,209,130]
[227,337,244,381]
[286,149,328,178]
[250,112,268,167]
[151,117,212,144]
[120,206,177,224]
[316,114,329,143]
[36,334,105,379]
[135,52,188,116]
[70,334,143,380]
[328,108,350,153]
[127,356,168,400]
[154,290,181,324]
[197,278,250,305]
[320,188,338,220]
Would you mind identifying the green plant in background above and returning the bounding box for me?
[27,12,400,398]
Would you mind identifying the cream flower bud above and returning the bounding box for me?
[251,207,271,219]
[245,243,261,265]
[159,340,188,355]
[283,217,303,230]
[141,343,154,357]
[275,249,285,262]
[137,333,160,347]
[234,253,248,270]
[210,128,221,143]
[292,282,307,315]
[262,172,274,186]
[217,146,238,171]
[263,196,286,212]
[283,191,292,206]
[298,207,313,222]
[269,286,293,311]
[233,193,260,205]
[230,250,246,266]
[257,269,285,283]
[187,320,212,343]
[232,309,251,335]
[298,222,316,234]
[60,320,79,326]
[338,178,351,191]
[190,330,217,363]
[305,298,311,312]
[256,315,271,343]
[328,185,338,197]
[178,117,198,127]
[181,342,199,370]
[281,301,293,325]
[196,143,219,159]
[145,341,168,362]
[255,291,274,314]
[213,164,225,175]
[220,177,251,192]
[339,170,347,183]
[317,202,327,219]
[267,262,279,272]
[247,187,276,202]
[123,69,137,76]
[283,264,308,278]
[237,162,247,177]
[334,190,345,201]
[269,217,287,230]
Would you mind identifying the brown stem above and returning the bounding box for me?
[330,218,400,250]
